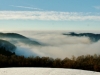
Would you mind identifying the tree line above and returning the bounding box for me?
[0,47,100,72]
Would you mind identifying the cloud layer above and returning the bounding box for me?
[0,11,100,21]
[93,6,100,10]
[10,5,43,10]
[9,31,100,59]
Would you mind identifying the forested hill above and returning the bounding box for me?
[63,32,100,42]
[0,40,16,52]
[0,40,16,56]
[0,33,41,45]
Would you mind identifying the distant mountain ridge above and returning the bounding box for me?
[0,32,42,56]
[63,32,100,42]
[0,39,16,52]
[0,32,41,46]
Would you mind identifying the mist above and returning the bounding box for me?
[3,31,96,59]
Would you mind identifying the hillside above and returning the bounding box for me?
[0,40,16,52]
[0,33,41,45]
[63,32,100,42]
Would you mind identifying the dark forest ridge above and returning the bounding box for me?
[63,32,100,42]
[0,39,16,52]
[0,32,41,46]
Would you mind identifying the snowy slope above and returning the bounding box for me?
[0,68,100,75]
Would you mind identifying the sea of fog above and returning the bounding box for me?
[4,30,100,59]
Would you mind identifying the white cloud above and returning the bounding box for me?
[1,31,100,59]
[9,31,100,59]
[0,11,100,21]
[93,6,100,10]
[10,5,43,10]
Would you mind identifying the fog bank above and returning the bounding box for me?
[10,31,100,59]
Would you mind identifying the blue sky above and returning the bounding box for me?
[0,0,100,31]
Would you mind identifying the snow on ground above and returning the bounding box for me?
[0,68,100,75]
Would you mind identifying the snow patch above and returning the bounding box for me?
[0,68,100,75]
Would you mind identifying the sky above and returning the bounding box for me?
[0,0,100,31]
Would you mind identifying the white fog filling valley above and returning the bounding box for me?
[10,31,100,59]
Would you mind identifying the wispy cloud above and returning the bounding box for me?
[10,5,43,10]
[93,6,100,10]
[0,11,100,21]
